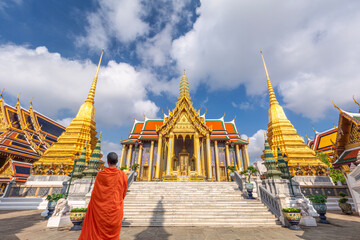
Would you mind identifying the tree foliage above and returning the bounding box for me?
[317,153,346,184]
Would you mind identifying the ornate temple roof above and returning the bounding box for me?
[122,71,248,145]
[307,127,337,157]
[332,98,360,169]
[0,159,32,183]
[0,93,65,162]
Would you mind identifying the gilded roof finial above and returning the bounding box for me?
[332,100,343,114]
[260,50,278,106]
[233,114,236,121]
[353,95,360,113]
[15,93,20,107]
[143,112,146,119]
[178,70,191,101]
[305,133,311,141]
[222,112,225,119]
[132,115,135,121]
[86,48,104,104]
[0,88,4,100]
[312,126,318,134]
[333,124,337,129]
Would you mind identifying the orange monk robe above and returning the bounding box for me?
[79,167,128,240]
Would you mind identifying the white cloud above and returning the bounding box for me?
[171,0,360,121]
[0,44,161,127]
[55,118,73,127]
[0,0,22,11]
[241,129,266,164]
[77,0,149,49]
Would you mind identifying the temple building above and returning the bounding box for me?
[120,72,249,181]
[306,126,337,161]
[332,97,360,173]
[0,91,65,193]
[32,49,105,176]
[260,52,328,176]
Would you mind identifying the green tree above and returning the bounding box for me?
[317,153,346,184]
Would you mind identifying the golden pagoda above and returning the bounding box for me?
[260,51,327,176]
[32,49,104,175]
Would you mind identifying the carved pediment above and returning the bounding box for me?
[158,98,210,136]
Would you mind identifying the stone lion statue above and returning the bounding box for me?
[53,198,71,217]
[295,198,310,216]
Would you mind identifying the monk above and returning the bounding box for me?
[79,152,128,240]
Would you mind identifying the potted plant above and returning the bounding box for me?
[240,166,259,199]
[227,166,235,177]
[131,163,139,176]
[120,166,127,171]
[338,192,353,215]
[308,194,329,224]
[282,208,302,230]
[45,193,65,219]
[70,208,87,231]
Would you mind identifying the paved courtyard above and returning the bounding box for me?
[0,210,359,240]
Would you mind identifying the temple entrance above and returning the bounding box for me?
[172,136,195,179]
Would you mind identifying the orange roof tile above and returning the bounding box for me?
[206,120,224,131]
[225,123,236,134]
[143,120,163,131]
[133,123,144,134]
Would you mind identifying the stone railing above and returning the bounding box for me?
[234,172,244,191]
[258,185,281,217]
[127,171,136,188]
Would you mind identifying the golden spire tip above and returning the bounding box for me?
[332,100,342,113]
[0,88,4,98]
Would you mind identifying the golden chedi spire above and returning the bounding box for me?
[33,49,104,175]
[178,69,191,101]
[260,51,327,176]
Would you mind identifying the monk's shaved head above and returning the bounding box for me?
[107,152,118,166]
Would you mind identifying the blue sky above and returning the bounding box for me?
[1,0,360,163]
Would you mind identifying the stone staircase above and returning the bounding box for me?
[122,182,278,227]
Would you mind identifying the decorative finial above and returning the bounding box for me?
[332,100,342,113]
[15,93,20,107]
[120,137,123,142]
[86,48,104,104]
[353,95,360,113]
[133,115,135,121]
[260,50,278,106]
[312,126,317,134]
[204,107,207,115]
[99,131,102,140]
[333,124,337,129]
[183,69,186,75]
[233,114,236,121]
[143,112,146,119]
[305,133,311,141]
[0,88,4,99]
[17,93,20,102]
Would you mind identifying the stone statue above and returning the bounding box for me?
[295,198,310,216]
[53,198,71,217]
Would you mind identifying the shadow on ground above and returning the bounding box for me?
[0,210,44,240]
[129,196,171,240]
[297,212,360,240]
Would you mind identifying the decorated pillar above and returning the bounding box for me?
[166,133,174,175]
[194,132,201,175]
[155,134,163,179]
[200,138,205,176]
[126,144,133,169]
[137,144,143,176]
[214,141,220,181]
[148,141,155,181]
[119,145,127,167]
[235,145,243,171]
[243,145,250,168]
[206,134,212,180]
[225,144,231,181]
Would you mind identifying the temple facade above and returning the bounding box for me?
[260,52,328,176]
[0,91,65,193]
[332,98,360,173]
[120,72,249,181]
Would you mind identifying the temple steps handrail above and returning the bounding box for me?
[127,171,136,188]
[258,185,281,218]
[234,171,243,191]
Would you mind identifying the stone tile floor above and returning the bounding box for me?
[0,210,359,240]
